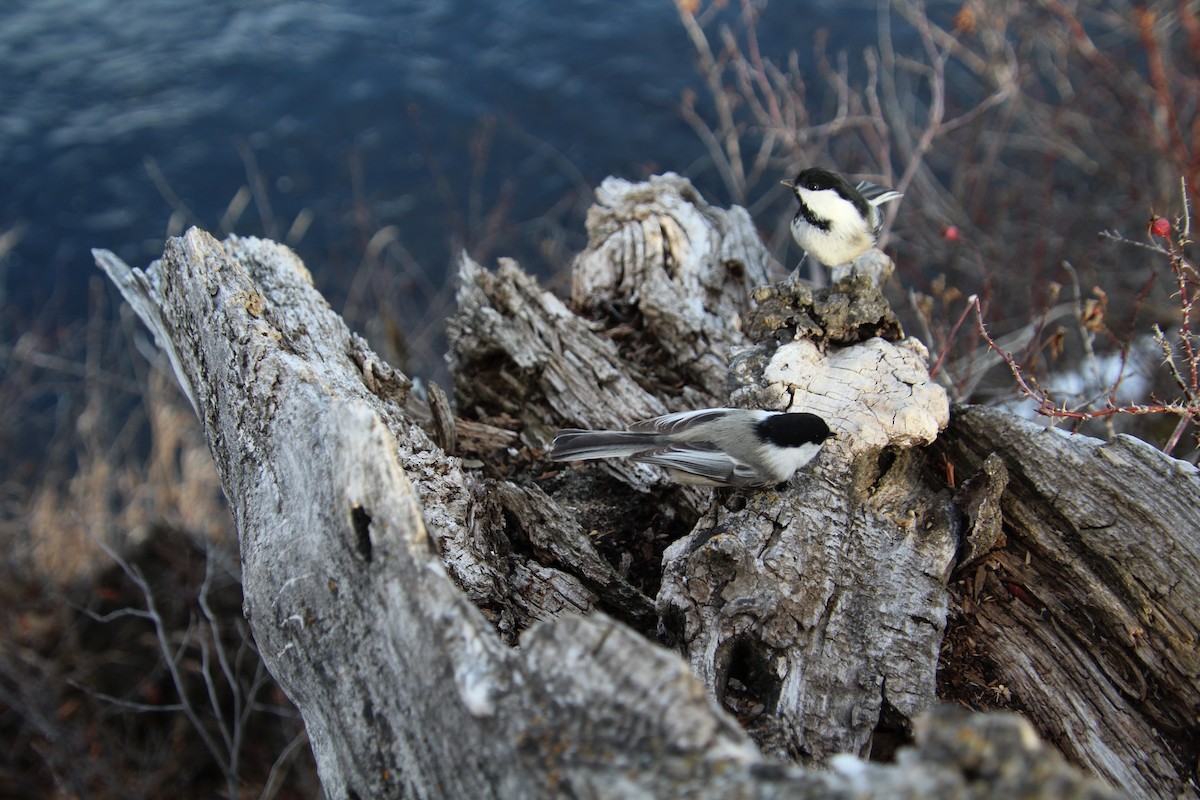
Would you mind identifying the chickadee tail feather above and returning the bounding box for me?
[549,429,663,461]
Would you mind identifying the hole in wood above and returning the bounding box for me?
[657,605,686,650]
[350,505,373,563]
[721,636,780,725]
[868,694,913,762]
[876,447,897,480]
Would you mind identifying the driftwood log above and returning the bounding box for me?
[94,173,1197,798]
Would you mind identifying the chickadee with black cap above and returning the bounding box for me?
[549,408,833,487]
[782,167,902,269]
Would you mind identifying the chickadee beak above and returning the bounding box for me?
[780,179,795,189]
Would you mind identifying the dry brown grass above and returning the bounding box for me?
[23,371,225,580]
[0,300,316,797]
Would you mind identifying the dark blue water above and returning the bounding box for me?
[1,0,874,374]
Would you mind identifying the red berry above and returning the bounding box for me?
[1150,216,1171,238]
[942,225,960,242]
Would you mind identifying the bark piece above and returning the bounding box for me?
[447,254,674,490]
[492,480,656,630]
[747,273,903,346]
[572,172,773,399]
[936,405,1200,798]
[953,453,1008,569]
[427,380,457,454]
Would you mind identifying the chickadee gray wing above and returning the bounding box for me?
[627,407,736,435]
[633,444,758,487]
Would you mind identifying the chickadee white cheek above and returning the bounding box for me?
[763,441,824,480]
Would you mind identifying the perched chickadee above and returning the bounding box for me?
[549,408,833,487]
[782,167,902,268]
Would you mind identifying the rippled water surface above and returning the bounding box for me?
[1,0,873,338]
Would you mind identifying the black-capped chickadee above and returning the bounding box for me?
[549,408,833,487]
[782,167,902,268]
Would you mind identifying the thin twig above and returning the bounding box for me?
[975,297,1192,426]
[258,731,310,800]
[95,540,239,798]
[929,294,978,380]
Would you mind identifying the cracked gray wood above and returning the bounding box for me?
[934,406,1200,798]
[89,172,1188,798]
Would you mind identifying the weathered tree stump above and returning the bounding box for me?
[94,174,1197,798]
